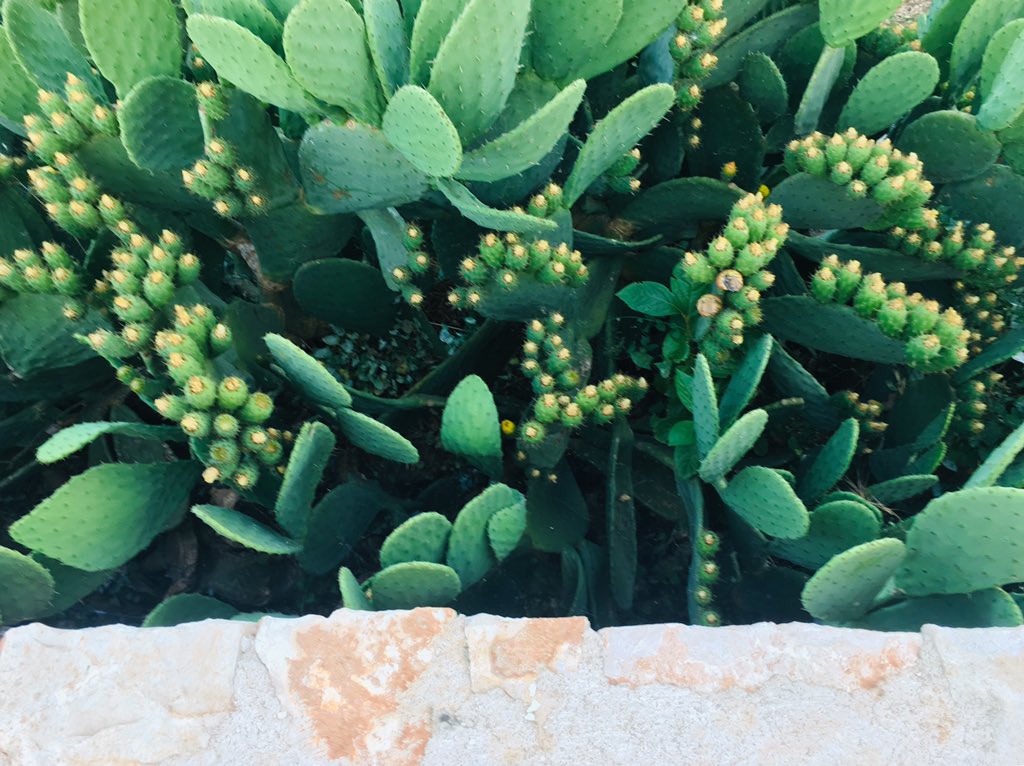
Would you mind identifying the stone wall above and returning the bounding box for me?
[2,609,1023,765]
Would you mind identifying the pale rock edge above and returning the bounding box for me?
[1,608,1023,765]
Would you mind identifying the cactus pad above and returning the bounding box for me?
[0,546,55,624]
[576,0,687,81]
[855,589,1024,631]
[187,14,315,112]
[282,0,381,123]
[380,512,452,568]
[9,461,201,571]
[487,502,526,561]
[436,178,556,235]
[408,0,469,85]
[867,474,939,504]
[0,33,39,134]
[706,5,819,88]
[770,500,881,570]
[896,487,1024,595]
[797,418,859,504]
[691,354,719,461]
[265,333,354,411]
[720,465,810,539]
[976,27,1024,130]
[299,120,430,214]
[526,465,589,552]
[335,408,419,464]
[79,0,182,95]
[338,566,373,610]
[457,79,585,183]
[4,0,102,95]
[447,483,523,587]
[37,421,183,464]
[563,84,674,207]
[802,538,906,622]
[383,85,462,176]
[192,504,304,554]
[120,76,205,171]
[530,0,622,82]
[819,0,902,47]
[699,409,769,484]
[949,0,1024,90]
[898,111,1001,184]
[202,0,283,49]
[142,593,239,627]
[427,0,530,144]
[718,335,773,429]
[839,52,940,135]
[363,0,409,98]
[770,174,884,230]
[274,421,336,538]
[370,561,462,609]
[291,259,399,336]
[440,374,502,478]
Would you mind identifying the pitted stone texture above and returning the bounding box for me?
[2,612,1024,765]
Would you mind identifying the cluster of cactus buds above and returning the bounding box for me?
[601,148,643,195]
[0,243,86,314]
[518,313,647,444]
[809,254,969,371]
[692,528,721,627]
[391,224,435,307]
[671,1,726,111]
[182,89,266,218]
[952,372,1005,440]
[830,391,889,436]
[889,220,1021,288]
[954,285,1009,355]
[861,22,922,58]
[449,232,588,307]
[152,314,285,490]
[524,182,566,219]
[679,193,785,370]
[23,83,118,238]
[784,130,934,227]
[23,75,117,166]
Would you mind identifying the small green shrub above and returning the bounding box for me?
[1,0,1024,633]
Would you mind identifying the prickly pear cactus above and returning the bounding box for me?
[0,0,1023,634]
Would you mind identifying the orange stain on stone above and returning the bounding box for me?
[489,617,588,681]
[287,608,454,764]
[843,641,919,690]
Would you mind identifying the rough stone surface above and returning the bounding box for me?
[893,0,931,25]
[2,610,1024,764]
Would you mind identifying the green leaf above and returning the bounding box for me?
[79,0,182,96]
[37,421,183,464]
[440,374,502,478]
[563,84,674,206]
[186,14,315,112]
[9,461,201,571]
[192,504,303,554]
[616,281,677,317]
[282,0,381,122]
